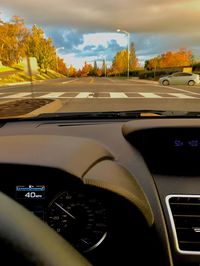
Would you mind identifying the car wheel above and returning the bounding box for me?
[188,80,195,86]
[162,80,169,86]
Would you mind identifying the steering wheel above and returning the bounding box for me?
[0,192,92,266]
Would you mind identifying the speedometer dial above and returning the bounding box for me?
[47,190,107,253]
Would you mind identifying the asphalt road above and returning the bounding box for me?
[1,77,200,112]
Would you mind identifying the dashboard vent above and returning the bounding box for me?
[166,195,200,254]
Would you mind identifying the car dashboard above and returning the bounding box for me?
[1,117,200,265]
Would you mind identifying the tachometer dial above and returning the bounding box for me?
[47,191,107,252]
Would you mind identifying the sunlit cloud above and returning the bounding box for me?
[1,0,200,67]
[1,0,200,33]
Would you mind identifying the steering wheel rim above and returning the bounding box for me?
[0,192,92,266]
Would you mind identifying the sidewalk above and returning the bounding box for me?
[0,80,44,87]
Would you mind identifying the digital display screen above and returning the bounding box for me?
[174,139,200,148]
[129,128,200,175]
[16,185,45,199]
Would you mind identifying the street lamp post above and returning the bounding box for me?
[56,47,64,72]
[117,29,130,78]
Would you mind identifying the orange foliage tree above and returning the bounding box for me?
[111,42,139,75]
[81,62,93,77]
[57,57,68,75]
[145,49,193,70]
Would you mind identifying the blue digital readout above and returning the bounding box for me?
[174,139,200,148]
[16,185,45,199]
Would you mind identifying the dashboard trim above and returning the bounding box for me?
[166,194,200,255]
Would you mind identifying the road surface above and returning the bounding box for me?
[1,77,200,112]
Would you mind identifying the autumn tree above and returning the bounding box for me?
[96,68,103,77]
[81,62,93,77]
[24,25,57,73]
[0,16,28,65]
[57,57,68,75]
[0,16,68,73]
[67,65,77,77]
[145,49,193,70]
[112,50,128,74]
[112,42,138,75]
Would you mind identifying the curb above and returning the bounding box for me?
[0,99,63,119]
[22,99,63,117]
[0,100,63,119]
[0,80,45,87]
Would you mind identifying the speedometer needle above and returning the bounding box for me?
[54,202,76,220]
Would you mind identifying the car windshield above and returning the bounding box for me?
[0,0,200,118]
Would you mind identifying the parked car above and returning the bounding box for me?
[159,72,200,86]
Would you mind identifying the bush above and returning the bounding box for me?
[193,63,200,71]
[139,70,178,80]
[129,70,143,77]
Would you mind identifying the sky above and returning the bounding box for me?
[1,0,200,68]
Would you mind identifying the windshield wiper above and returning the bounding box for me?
[20,110,165,120]
[0,110,199,122]
[12,110,195,121]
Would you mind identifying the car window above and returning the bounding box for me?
[179,73,192,76]
[172,73,182,77]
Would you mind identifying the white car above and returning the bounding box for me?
[159,72,200,86]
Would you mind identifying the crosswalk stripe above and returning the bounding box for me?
[168,93,195,99]
[109,93,128,98]
[39,92,66,98]
[3,92,32,98]
[75,92,92,98]
[139,93,162,98]
[0,91,199,100]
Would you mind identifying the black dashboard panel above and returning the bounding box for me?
[122,119,200,265]
[3,118,200,265]
[125,127,200,175]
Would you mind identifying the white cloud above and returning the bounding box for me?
[77,33,127,50]
[62,53,96,69]
[62,51,112,69]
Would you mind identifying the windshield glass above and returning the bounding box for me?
[0,0,200,118]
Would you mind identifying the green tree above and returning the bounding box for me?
[129,42,138,71]
[93,60,97,76]
[102,59,106,76]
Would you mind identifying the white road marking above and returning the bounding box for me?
[2,92,32,98]
[0,91,200,100]
[75,92,92,98]
[62,79,78,84]
[139,93,162,98]
[109,92,128,98]
[39,92,66,98]
[155,84,200,96]
[168,93,195,99]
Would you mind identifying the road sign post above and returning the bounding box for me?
[23,57,38,99]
